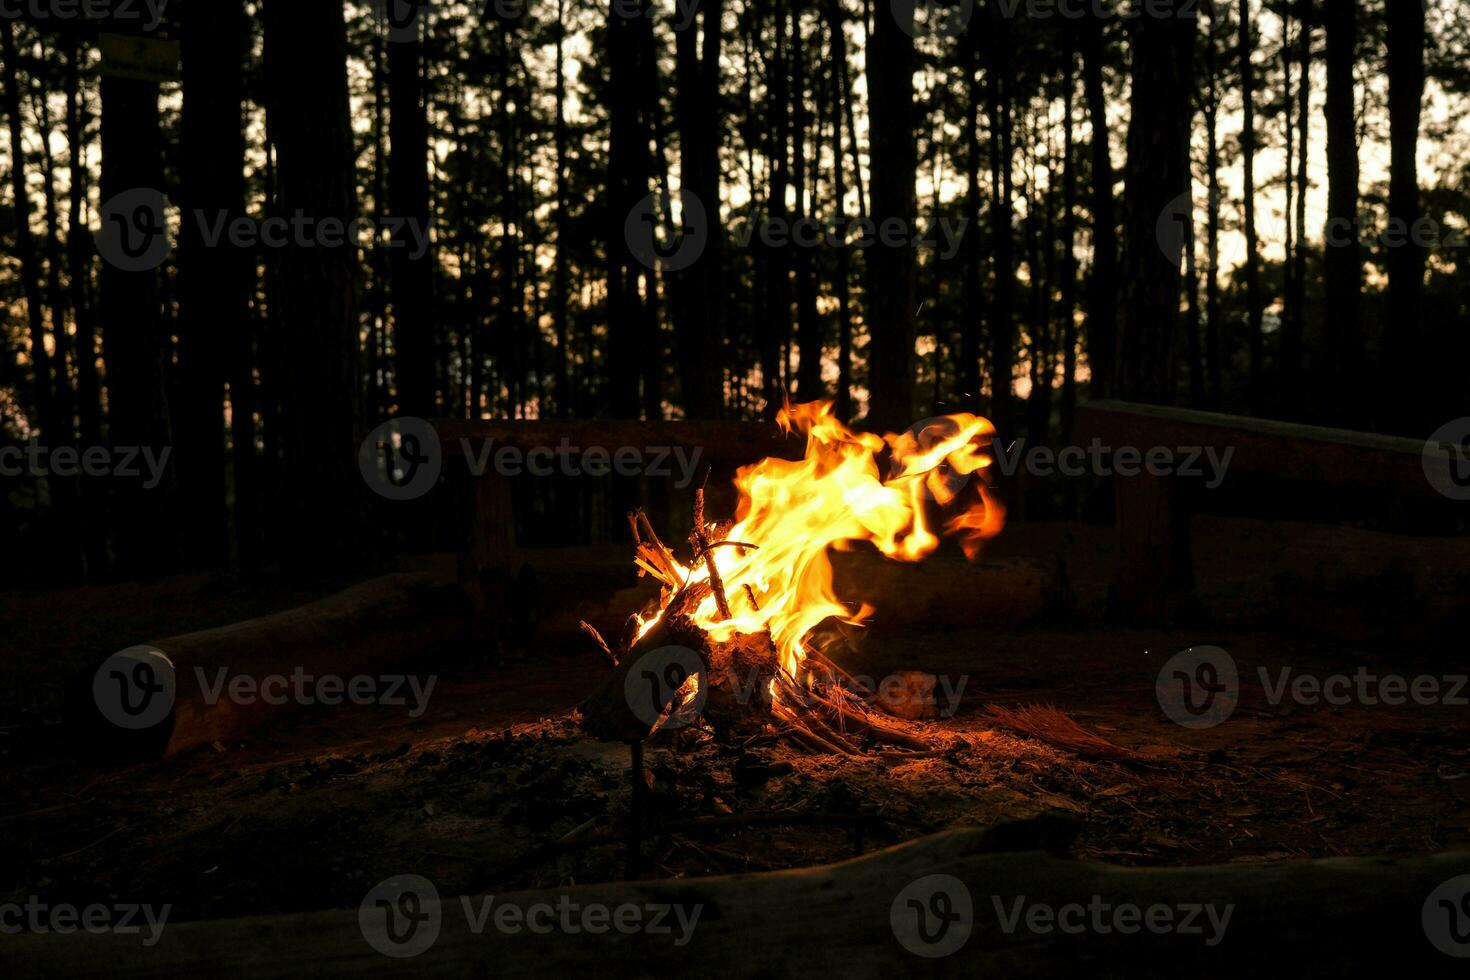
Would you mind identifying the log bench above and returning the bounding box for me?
[67,568,467,758]
[1073,400,1456,621]
[4,823,1466,977]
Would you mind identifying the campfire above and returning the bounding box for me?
[580,401,1005,754]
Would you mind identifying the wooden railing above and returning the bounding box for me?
[1074,400,1446,620]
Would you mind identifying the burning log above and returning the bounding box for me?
[579,603,780,747]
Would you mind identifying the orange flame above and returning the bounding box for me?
[640,401,1005,679]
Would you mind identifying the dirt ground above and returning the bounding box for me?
[2,519,1468,926]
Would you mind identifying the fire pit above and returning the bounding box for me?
[579,401,1004,755]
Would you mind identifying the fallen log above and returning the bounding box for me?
[4,825,1467,978]
[69,570,468,758]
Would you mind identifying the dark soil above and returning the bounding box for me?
[3,521,1467,925]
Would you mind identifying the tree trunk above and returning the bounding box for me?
[863,0,918,432]
[793,5,829,399]
[1281,7,1293,402]
[369,31,391,422]
[1024,127,1053,450]
[1079,16,1116,402]
[1060,44,1078,442]
[1239,0,1262,411]
[1290,0,1312,420]
[258,129,284,526]
[99,70,176,573]
[1385,0,1425,435]
[1204,7,1222,409]
[1119,11,1193,403]
[759,0,791,415]
[605,0,644,419]
[673,0,725,418]
[960,23,984,415]
[1184,184,1202,404]
[388,4,436,420]
[827,0,855,422]
[30,69,74,445]
[25,38,84,580]
[635,7,665,421]
[447,109,469,416]
[178,0,250,567]
[553,1,571,417]
[494,28,524,418]
[2,23,57,451]
[792,2,822,400]
[65,36,108,576]
[984,12,1015,431]
[1328,0,1358,426]
[261,0,363,564]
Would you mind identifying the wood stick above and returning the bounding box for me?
[633,556,667,583]
[823,702,932,752]
[785,724,855,756]
[794,681,933,752]
[694,540,760,556]
[663,581,712,621]
[579,621,616,667]
[693,489,732,620]
[782,704,861,755]
[636,510,684,588]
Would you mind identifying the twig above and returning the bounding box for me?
[876,750,946,763]
[579,620,616,667]
[692,540,760,558]
[663,581,712,620]
[693,489,732,620]
[560,816,601,842]
[51,825,122,861]
[636,510,685,588]
[786,727,852,755]
[633,555,668,583]
[984,704,1144,762]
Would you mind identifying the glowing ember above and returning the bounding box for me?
[635,401,1005,683]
